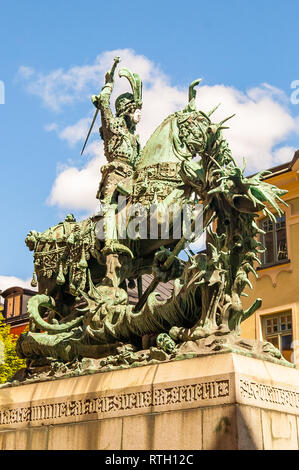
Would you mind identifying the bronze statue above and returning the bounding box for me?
[91,57,142,205]
[90,57,142,286]
[13,58,292,384]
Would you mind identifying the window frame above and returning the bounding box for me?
[260,214,288,268]
[255,304,298,365]
[261,311,293,362]
[4,294,22,318]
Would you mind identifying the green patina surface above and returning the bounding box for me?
[11,57,292,384]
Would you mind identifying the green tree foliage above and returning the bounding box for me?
[0,313,26,384]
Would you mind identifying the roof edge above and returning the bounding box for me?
[1,286,37,298]
[248,149,299,180]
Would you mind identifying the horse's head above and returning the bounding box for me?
[173,79,232,159]
[132,79,236,209]
[175,109,210,157]
[135,79,210,169]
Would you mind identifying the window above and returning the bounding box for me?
[260,215,288,266]
[262,312,293,362]
[22,295,32,315]
[5,294,21,318]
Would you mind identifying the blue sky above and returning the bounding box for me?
[0,0,298,290]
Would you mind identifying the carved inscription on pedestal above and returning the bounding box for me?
[239,378,299,411]
[153,380,229,406]
[0,379,229,426]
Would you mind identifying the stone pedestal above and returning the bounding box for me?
[1,353,299,450]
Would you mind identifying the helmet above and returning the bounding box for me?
[115,92,135,116]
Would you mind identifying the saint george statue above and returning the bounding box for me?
[91,58,143,286]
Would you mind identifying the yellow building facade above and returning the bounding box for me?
[241,150,299,366]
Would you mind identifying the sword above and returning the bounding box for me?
[81,56,120,156]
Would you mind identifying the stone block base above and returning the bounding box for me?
[1,353,299,450]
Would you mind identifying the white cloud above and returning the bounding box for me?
[17,65,35,80]
[58,117,93,147]
[247,82,288,104]
[47,141,104,212]
[0,276,37,296]
[44,117,95,148]
[17,48,162,112]
[195,84,297,173]
[272,146,297,165]
[19,49,298,212]
[44,122,58,132]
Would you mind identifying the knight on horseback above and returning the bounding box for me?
[91,57,143,287]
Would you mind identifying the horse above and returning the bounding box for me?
[24,97,211,334]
